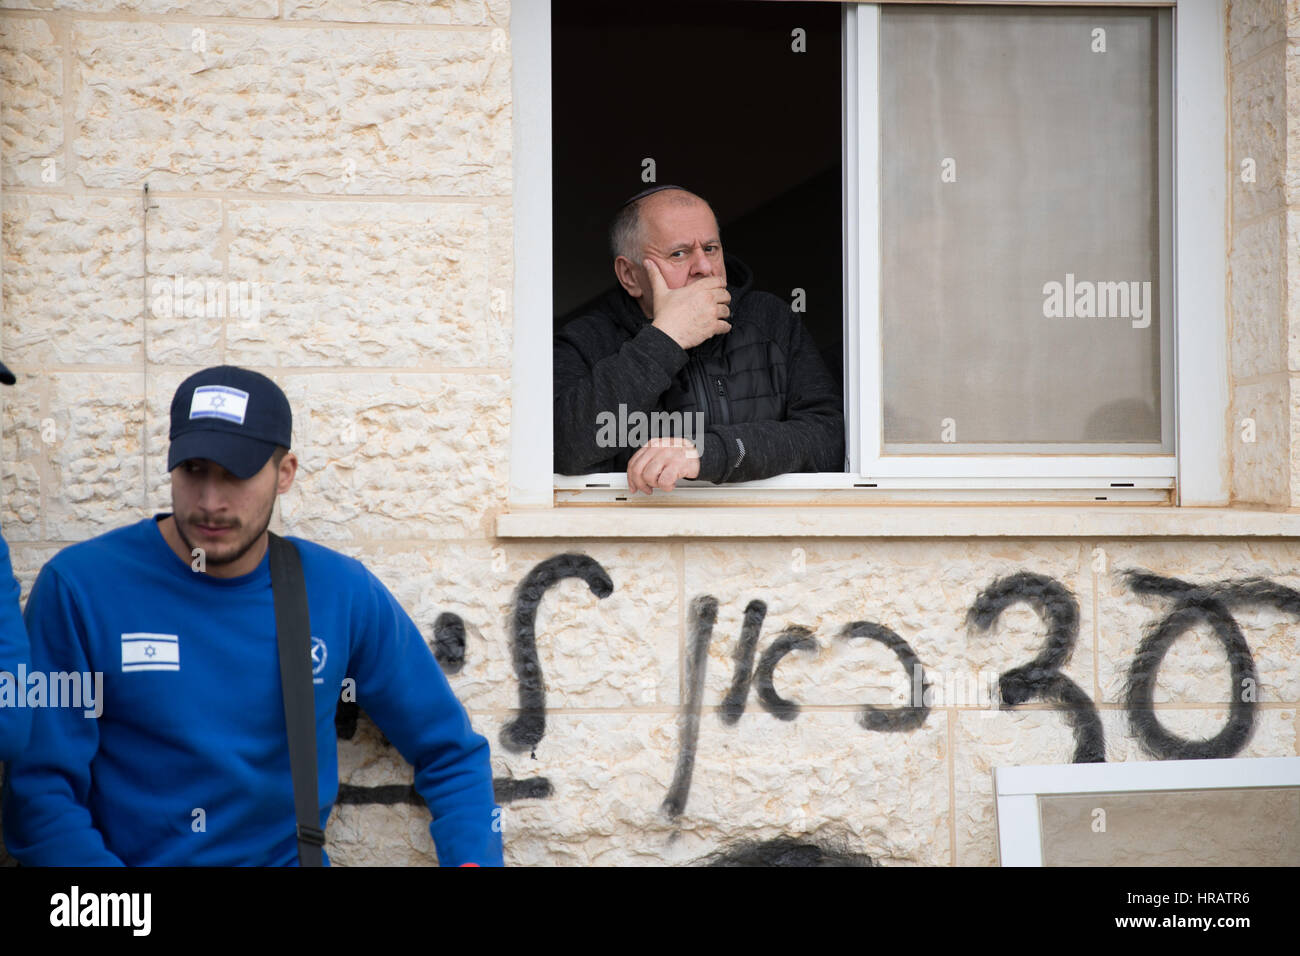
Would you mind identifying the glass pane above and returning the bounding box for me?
[880,6,1172,454]
[1038,788,1300,867]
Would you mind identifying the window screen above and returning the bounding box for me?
[879,6,1173,455]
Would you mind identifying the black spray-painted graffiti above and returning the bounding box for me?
[338,554,612,808]
[662,602,930,819]
[1121,571,1300,760]
[338,554,1300,841]
[965,571,1104,763]
[499,554,614,755]
[702,835,875,867]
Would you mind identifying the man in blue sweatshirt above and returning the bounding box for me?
[0,358,33,762]
[3,366,502,865]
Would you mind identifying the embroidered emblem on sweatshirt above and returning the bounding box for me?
[311,636,326,685]
[121,633,180,672]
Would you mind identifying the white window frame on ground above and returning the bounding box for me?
[993,756,1300,866]
[509,0,1226,509]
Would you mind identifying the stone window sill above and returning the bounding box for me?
[495,506,1300,539]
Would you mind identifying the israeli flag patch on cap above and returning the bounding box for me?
[190,385,249,425]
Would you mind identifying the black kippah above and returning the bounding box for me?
[619,184,688,208]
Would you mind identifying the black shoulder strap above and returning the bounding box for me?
[268,532,324,867]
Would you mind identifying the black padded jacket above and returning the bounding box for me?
[553,255,845,482]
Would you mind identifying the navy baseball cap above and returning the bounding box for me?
[0,360,15,386]
[167,366,292,479]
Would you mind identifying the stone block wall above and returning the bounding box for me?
[1,0,1298,866]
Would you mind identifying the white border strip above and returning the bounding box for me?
[994,756,1300,866]
[854,5,883,475]
[1172,0,1228,505]
[508,0,554,508]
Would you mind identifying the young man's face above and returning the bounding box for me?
[169,454,286,569]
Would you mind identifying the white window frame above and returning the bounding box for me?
[510,0,1226,510]
[993,755,1300,866]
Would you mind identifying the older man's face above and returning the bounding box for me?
[635,197,726,304]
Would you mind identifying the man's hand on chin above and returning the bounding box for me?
[645,259,731,350]
[626,436,701,494]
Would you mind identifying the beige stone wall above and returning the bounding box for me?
[1,0,1298,867]
[1228,0,1300,505]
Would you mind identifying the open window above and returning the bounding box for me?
[512,0,1226,508]
[551,0,843,387]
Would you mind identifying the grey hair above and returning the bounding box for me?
[608,187,712,262]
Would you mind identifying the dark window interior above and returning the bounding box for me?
[551,0,844,387]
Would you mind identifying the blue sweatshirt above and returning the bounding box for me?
[0,529,33,761]
[2,516,502,866]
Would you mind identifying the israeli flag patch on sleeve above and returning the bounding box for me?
[190,385,249,425]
